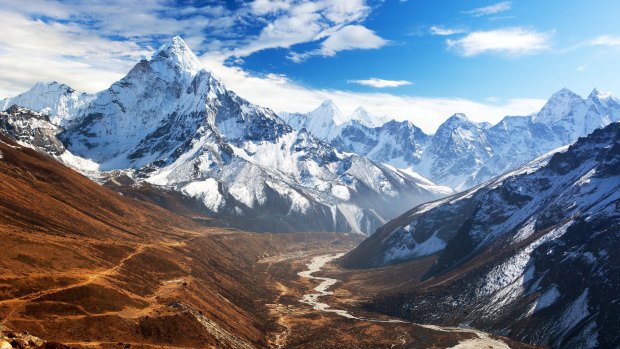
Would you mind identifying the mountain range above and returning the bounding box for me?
[341,121,620,349]
[0,36,450,235]
[282,88,620,190]
[2,36,619,236]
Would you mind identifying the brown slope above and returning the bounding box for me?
[0,134,296,348]
[0,134,198,241]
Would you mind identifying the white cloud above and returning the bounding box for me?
[347,78,412,88]
[201,55,544,133]
[0,0,384,96]
[558,35,620,54]
[447,27,551,57]
[228,0,376,59]
[0,1,237,49]
[289,25,387,62]
[0,10,150,97]
[588,35,620,47]
[575,63,589,72]
[464,1,512,17]
[251,0,292,15]
[430,25,465,36]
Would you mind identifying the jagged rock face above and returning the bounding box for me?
[331,120,429,166]
[0,106,100,174]
[343,123,620,349]
[0,37,450,235]
[0,105,65,155]
[280,100,343,141]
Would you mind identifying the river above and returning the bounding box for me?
[297,253,513,349]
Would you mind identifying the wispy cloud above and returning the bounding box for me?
[347,78,412,88]
[0,9,150,96]
[289,25,387,62]
[0,0,390,95]
[202,55,544,133]
[588,35,620,47]
[464,1,512,17]
[226,0,380,60]
[554,34,620,54]
[575,63,589,72]
[429,25,466,36]
[447,27,551,57]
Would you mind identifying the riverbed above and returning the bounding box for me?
[297,253,513,349]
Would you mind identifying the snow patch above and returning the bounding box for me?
[331,185,350,200]
[182,178,224,212]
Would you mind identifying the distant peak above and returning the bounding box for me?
[438,113,475,129]
[588,88,613,100]
[312,99,340,114]
[31,81,74,93]
[320,99,336,107]
[354,106,368,113]
[533,88,587,124]
[157,36,191,54]
[550,87,581,100]
[448,113,469,121]
[308,99,346,126]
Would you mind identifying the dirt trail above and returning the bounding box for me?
[0,242,166,324]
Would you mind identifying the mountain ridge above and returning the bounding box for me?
[282,89,619,190]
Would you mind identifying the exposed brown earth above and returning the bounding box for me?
[0,135,542,348]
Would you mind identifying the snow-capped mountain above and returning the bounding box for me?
[287,90,620,190]
[280,101,389,141]
[2,81,94,126]
[342,122,620,348]
[279,100,343,141]
[331,119,429,166]
[0,36,450,235]
[349,106,389,127]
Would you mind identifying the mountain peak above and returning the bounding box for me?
[151,36,203,79]
[555,87,577,95]
[349,106,384,127]
[354,106,368,113]
[310,99,343,120]
[546,88,584,104]
[319,99,337,108]
[588,88,614,101]
[534,88,585,124]
[446,113,471,123]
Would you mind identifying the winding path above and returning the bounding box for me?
[297,253,512,349]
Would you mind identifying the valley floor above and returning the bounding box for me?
[258,240,542,349]
[1,227,543,349]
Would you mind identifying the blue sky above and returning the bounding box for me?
[0,0,619,132]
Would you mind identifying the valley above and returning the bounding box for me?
[259,247,541,349]
[0,133,537,349]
